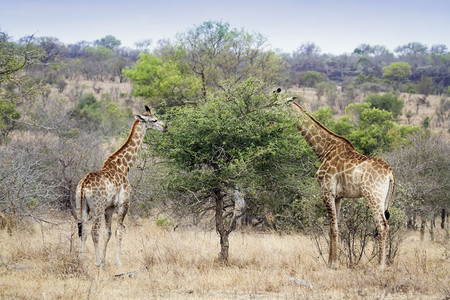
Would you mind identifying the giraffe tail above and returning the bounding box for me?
[384,176,395,221]
[78,222,83,238]
[76,176,87,238]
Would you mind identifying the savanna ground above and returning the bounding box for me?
[1,214,449,299]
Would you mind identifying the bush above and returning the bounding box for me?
[310,198,405,268]
[156,216,174,228]
[364,93,404,118]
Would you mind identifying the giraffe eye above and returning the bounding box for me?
[151,119,158,123]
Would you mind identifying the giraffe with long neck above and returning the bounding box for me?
[76,106,165,267]
[290,100,395,269]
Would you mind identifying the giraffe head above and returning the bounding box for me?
[135,105,166,132]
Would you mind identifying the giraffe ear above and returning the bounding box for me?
[145,105,152,115]
[135,115,146,122]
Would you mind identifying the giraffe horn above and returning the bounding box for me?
[145,105,152,115]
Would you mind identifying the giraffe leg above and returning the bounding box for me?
[91,214,102,267]
[365,194,389,269]
[374,207,389,269]
[102,207,114,267]
[335,197,342,223]
[322,192,339,269]
[80,200,88,256]
[115,202,129,267]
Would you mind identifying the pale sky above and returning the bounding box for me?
[1,0,449,55]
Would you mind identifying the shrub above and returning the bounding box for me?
[156,216,174,228]
[364,93,404,118]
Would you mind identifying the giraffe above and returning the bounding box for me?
[75,105,165,267]
[289,99,395,269]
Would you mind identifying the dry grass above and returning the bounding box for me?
[0,216,449,299]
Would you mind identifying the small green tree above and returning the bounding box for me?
[123,51,202,109]
[301,71,325,87]
[73,93,129,134]
[320,103,420,155]
[364,93,405,118]
[0,32,43,142]
[382,62,412,88]
[94,35,121,50]
[416,76,434,96]
[148,79,303,263]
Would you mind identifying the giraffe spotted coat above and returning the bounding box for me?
[76,106,165,267]
[292,101,394,269]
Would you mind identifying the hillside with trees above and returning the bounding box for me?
[1,21,449,268]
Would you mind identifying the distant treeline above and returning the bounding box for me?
[4,31,449,95]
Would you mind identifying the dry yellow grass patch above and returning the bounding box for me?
[0,216,448,299]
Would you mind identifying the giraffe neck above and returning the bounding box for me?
[102,120,145,172]
[291,102,354,161]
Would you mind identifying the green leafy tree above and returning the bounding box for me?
[416,76,434,96]
[364,93,405,118]
[382,62,412,87]
[148,79,304,263]
[94,35,121,50]
[0,32,42,142]
[301,71,325,87]
[73,93,129,134]
[123,50,202,109]
[314,103,419,155]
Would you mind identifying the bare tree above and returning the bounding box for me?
[382,132,450,241]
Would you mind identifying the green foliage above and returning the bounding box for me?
[422,116,431,128]
[76,93,101,124]
[85,45,114,59]
[348,107,413,154]
[313,106,334,125]
[382,62,412,83]
[333,116,356,137]
[73,93,130,134]
[156,216,174,228]
[94,35,121,50]
[0,97,21,142]
[345,102,372,120]
[123,51,202,109]
[301,71,325,87]
[0,32,43,142]
[364,93,404,118]
[148,78,310,208]
[416,76,434,96]
[313,102,420,155]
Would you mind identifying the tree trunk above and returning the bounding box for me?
[420,211,426,242]
[413,211,417,230]
[234,187,246,227]
[214,188,238,264]
[429,212,436,242]
[215,189,228,264]
[407,216,414,229]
